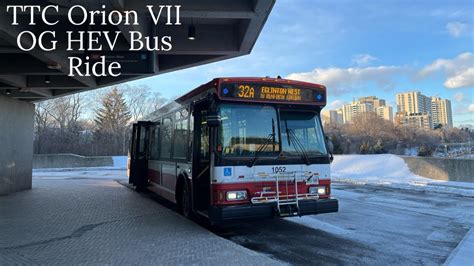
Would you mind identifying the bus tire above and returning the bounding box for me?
[135,179,148,192]
[135,185,145,192]
[179,180,192,218]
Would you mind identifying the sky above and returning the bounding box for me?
[124,0,473,127]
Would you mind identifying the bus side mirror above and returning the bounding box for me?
[207,112,221,127]
[325,135,334,154]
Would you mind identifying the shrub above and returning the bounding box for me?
[373,139,386,154]
[417,143,433,156]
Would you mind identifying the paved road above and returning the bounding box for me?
[212,183,474,265]
[0,178,278,265]
[11,169,473,265]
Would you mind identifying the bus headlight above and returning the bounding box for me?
[309,186,326,195]
[317,186,326,195]
[226,191,247,201]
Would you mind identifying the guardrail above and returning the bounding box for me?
[434,142,473,159]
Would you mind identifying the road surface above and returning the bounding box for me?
[212,182,474,265]
[32,167,474,265]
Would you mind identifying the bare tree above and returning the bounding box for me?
[69,94,83,128]
[122,84,168,122]
[32,84,170,156]
[34,101,53,154]
[45,94,84,130]
[124,84,151,122]
[149,91,167,113]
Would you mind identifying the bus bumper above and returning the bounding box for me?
[209,198,338,224]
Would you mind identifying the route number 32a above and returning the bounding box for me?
[237,85,255,98]
[272,166,286,173]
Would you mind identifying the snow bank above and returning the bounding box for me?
[331,154,474,197]
[332,154,429,183]
[33,156,127,180]
[33,167,127,180]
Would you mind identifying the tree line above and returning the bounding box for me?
[324,113,473,156]
[34,85,167,156]
[34,88,472,157]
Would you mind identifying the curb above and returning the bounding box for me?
[444,227,474,265]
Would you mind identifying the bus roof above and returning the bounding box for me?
[176,77,326,104]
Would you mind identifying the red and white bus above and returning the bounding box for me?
[128,77,338,224]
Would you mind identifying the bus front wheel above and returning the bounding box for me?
[179,180,192,218]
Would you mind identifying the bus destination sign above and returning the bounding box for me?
[219,83,325,104]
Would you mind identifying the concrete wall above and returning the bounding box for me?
[401,156,474,183]
[0,96,35,195]
[33,154,113,169]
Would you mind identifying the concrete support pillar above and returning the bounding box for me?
[0,95,34,195]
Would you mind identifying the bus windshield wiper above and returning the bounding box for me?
[286,127,311,165]
[247,119,276,168]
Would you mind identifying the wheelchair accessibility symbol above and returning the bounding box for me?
[224,168,232,176]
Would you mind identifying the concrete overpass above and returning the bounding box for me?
[0,0,275,194]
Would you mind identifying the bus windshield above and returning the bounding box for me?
[218,104,327,158]
[280,110,327,157]
[218,104,279,157]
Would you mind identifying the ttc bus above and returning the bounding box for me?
[128,77,338,224]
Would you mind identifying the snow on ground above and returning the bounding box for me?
[331,154,474,197]
[332,154,426,183]
[33,166,127,180]
[33,156,129,180]
[286,216,353,236]
[283,184,474,264]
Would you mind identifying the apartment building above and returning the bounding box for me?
[398,113,433,130]
[341,96,393,123]
[376,105,394,122]
[395,91,453,130]
[396,91,431,115]
[431,97,453,129]
[322,109,343,125]
[324,92,453,129]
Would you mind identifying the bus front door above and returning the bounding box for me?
[192,107,211,212]
[129,121,153,189]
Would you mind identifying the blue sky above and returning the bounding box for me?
[126,0,473,126]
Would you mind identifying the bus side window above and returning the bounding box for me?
[200,110,209,161]
[173,109,189,159]
[138,128,146,156]
[160,117,173,159]
[188,114,193,161]
[150,126,160,160]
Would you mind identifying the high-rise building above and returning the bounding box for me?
[431,97,453,129]
[395,91,434,129]
[376,106,393,122]
[341,96,392,123]
[325,92,454,129]
[359,96,386,108]
[396,91,431,115]
[342,102,362,123]
[399,113,433,130]
[322,109,343,125]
